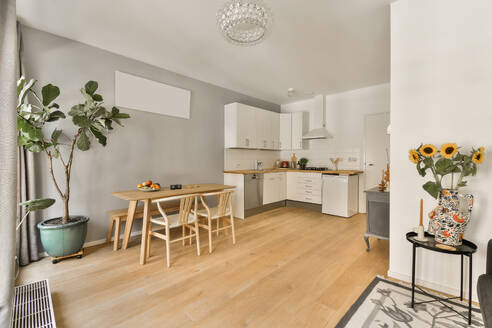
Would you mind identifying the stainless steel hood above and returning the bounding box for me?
[302,95,331,140]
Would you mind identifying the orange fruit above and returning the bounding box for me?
[137,183,143,188]
[154,185,160,190]
[144,180,152,186]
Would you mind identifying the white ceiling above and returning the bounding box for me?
[16,0,391,104]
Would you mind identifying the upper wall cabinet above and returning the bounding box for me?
[225,103,256,148]
[279,113,292,150]
[291,112,308,150]
[224,103,306,150]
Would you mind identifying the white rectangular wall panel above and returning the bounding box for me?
[115,71,191,119]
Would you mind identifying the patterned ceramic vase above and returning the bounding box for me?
[427,189,474,246]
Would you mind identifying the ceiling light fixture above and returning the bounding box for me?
[217,0,273,46]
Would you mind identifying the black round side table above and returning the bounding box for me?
[406,231,478,325]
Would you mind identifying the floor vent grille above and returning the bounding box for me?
[11,279,56,328]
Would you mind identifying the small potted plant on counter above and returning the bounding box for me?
[17,77,130,262]
[298,157,309,170]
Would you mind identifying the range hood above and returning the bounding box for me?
[302,95,331,140]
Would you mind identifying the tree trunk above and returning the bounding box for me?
[62,197,69,224]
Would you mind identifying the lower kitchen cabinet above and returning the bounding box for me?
[286,172,322,204]
[263,173,286,205]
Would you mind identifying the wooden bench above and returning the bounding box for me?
[107,201,180,250]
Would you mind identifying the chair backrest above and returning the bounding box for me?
[200,190,234,217]
[153,194,196,225]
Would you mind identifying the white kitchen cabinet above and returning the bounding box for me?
[263,172,287,204]
[254,109,277,149]
[270,112,280,150]
[291,112,308,150]
[286,172,322,204]
[279,113,292,150]
[224,103,256,148]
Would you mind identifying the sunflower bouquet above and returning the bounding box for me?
[409,143,484,198]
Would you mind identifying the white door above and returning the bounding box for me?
[363,112,390,210]
[279,113,292,150]
[277,173,286,200]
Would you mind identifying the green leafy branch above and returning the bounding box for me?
[17,77,130,223]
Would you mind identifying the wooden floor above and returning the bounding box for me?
[18,207,389,328]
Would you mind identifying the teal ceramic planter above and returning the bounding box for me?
[37,216,89,257]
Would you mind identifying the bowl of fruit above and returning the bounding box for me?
[137,180,161,192]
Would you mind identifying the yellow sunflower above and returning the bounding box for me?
[479,147,485,153]
[440,143,458,159]
[420,144,437,157]
[409,149,419,164]
[472,150,484,164]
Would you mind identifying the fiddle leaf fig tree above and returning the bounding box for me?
[17,77,130,224]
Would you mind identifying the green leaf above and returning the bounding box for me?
[77,130,90,151]
[51,129,62,145]
[92,94,103,102]
[41,84,60,106]
[113,113,130,119]
[27,143,43,152]
[435,158,454,175]
[18,135,29,147]
[90,126,107,146]
[85,81,98,95]
[457,181,467,188]
[416,162,427,177]
[47,110,66,122]
[17,78,36,107]
[49,103,60,109]
[423,181,441,199]
[17,77,26,97]
[53,148,60,158]
[92,107,107,118]
[19,198,55,211]
[423,157,434,168]
[111,107,119,115]
[68,104,85,117]
[73,115,92,128]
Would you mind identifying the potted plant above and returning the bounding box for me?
[298,157,309,170]
[408,143,484,245]
[17,77,130,259]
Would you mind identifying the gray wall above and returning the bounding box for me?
[21,26,280,244]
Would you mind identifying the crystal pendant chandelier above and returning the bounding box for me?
[217,0,273,46]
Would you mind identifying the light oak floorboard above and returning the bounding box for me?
[18,207,388,328]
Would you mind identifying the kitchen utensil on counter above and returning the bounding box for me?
[291,153,297,168]
[281,161,290,168]
[275,160,281,168]
[330,157,340,171]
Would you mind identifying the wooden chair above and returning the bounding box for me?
[147,194,200,268]
[107,201,180,251]
[195,190,236,253]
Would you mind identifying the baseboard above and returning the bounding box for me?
[387,270,478,302]
[37,228,155,259]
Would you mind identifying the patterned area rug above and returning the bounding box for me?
[336,277,484,327]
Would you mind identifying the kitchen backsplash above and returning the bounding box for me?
[224,149,280,170]
[279,149,362,170]
[224,148,361,170]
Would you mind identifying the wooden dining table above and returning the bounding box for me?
[111,183,235,264]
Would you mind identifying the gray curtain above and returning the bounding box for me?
[16,22,40,266]
[0,0,19,325]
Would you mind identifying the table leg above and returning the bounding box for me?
[460,254,464,301]
[364,236,370,252]
[411,243,416,308]
[194,196,200,256]
[122,200,138,249]
[140,199,151,265]
[468,254,473,325]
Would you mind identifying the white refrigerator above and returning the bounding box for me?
[322,175,359,217]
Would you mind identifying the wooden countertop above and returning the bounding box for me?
[223,169,363,176]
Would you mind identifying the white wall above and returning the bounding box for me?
[224,149,280,171]
[390,0,492,300]
[280,84,390,211]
